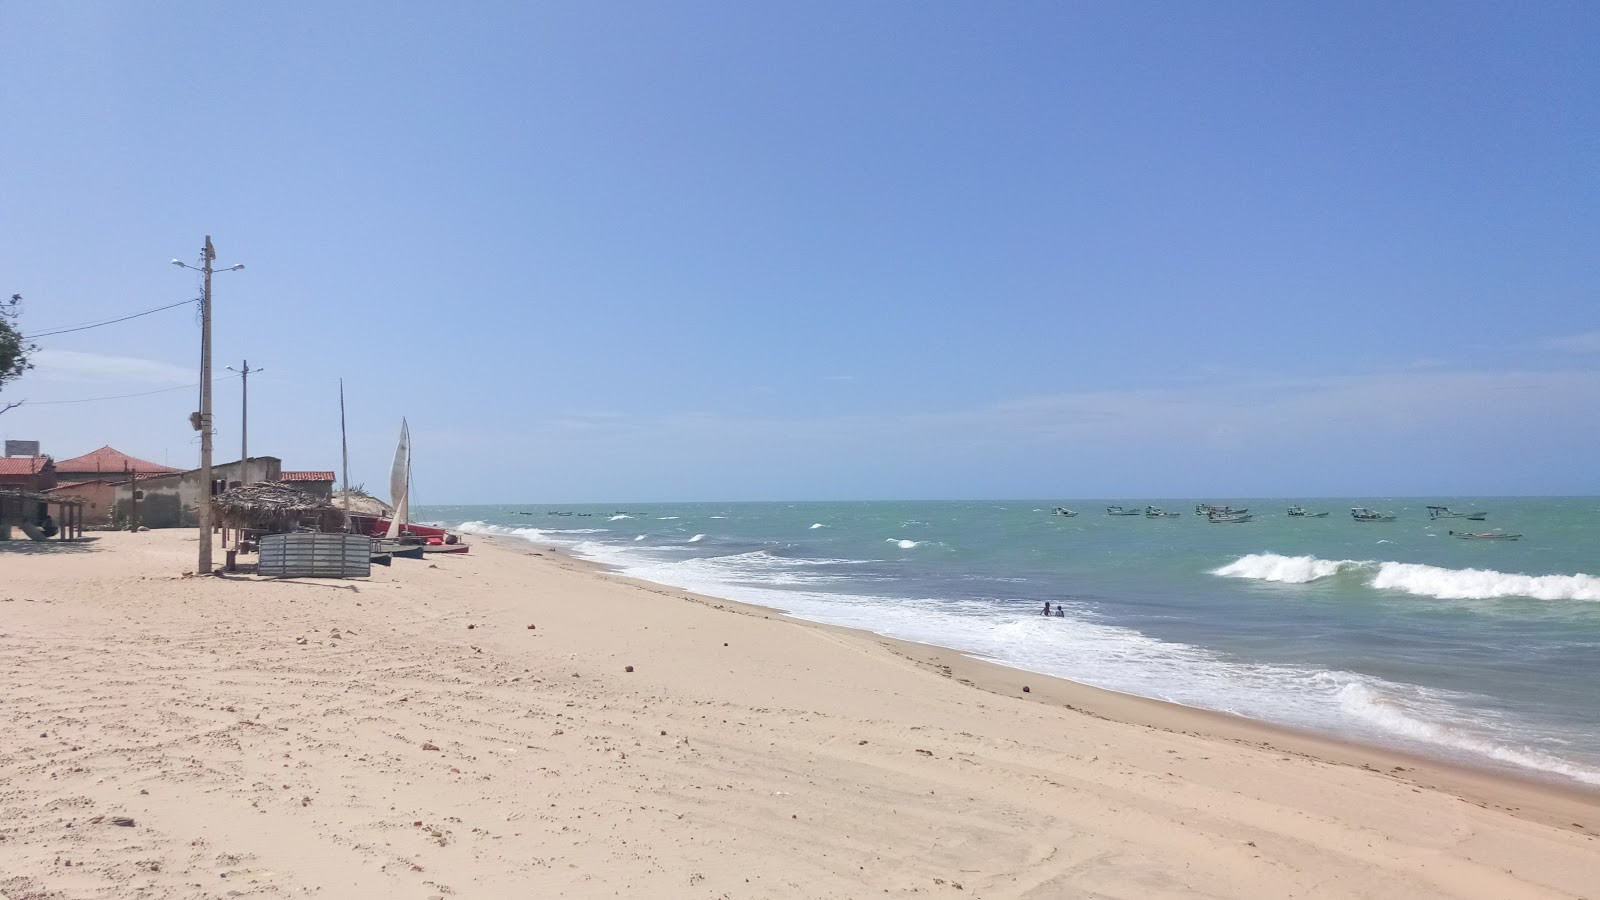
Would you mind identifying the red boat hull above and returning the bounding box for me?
[349,515,469,550]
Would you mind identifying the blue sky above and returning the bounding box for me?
[2,2,1596,502]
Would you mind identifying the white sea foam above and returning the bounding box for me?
[810,523,826,529]
[609,514,632,521]
[657,516,680,520]
[634,534,646,541]
[886,538,921,549]
[687,534,706,543]
[1338,682,1600,785]
[1371,562,1600,601]
[1214,552,1600,601]
[1213,553,1367,583]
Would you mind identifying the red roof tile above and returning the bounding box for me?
[279,471,336,482]
[53,445,181,475]
[0,457,53,476]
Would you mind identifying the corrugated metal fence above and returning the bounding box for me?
[258,533,372,578]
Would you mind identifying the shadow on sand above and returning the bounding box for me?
[0,536,103,555]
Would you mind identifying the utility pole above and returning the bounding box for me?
[198,237,216,574]
[173,237,243,576]
[227,359,263,482]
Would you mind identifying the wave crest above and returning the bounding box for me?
[1213,553,1365,583]
[1372,562,1600,601]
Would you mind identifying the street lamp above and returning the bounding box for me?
[172,236,245,575]
[225,360,264,483]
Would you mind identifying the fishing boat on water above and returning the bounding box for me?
[1145,506,1181,518]
[1351,507,1397,522]
[1196,503,1247,516]
[1286,506,1329,518]
[1428,506,1487,521]
[1051,507,1077,517]
[1208,511,1252,523]
[1106,506,1142,516]
[1449,530,1521,540]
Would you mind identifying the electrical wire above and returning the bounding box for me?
[17,373,241,406]
[28,299,197,338]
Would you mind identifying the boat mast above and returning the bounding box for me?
[339,378,351,528]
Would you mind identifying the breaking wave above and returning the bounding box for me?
[886,538,921,549]
[1213,553,1367,583]
[687,534,706,543]
[1214,553,1600,601]
[1372,562,1600,601]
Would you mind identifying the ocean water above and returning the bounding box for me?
[415,498,1600,789]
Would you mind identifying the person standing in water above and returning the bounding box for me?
[1042,601,1052,616]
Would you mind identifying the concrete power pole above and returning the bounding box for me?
[198,236,216,574]
[228,359,263,482]
[174,236,243,576]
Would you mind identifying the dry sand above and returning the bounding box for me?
[3,529,1598,899]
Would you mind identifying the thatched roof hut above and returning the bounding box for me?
[330,490,393,517]
[212,482,345,534]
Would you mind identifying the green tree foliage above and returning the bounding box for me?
[1,293,38,412]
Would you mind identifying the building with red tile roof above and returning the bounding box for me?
[278,470,336,500]
[53,445,182,479]
[0,455,57,491]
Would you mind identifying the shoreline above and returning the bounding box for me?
[479,533,1600,828]
[6,529,1599,898]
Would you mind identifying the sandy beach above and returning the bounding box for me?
[3,530,1598,899]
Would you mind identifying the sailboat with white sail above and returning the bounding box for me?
[348,417,469,554]
[385,418,411,540]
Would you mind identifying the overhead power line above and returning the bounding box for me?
[18,373,240,406]
[28,299,196,338]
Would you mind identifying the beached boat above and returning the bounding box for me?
[1286,506,1329,518]
[345,419,470,553]
[1106,506,1142,516]
[1051,507,1077,517]
[1428,506,1487,521]
[1350,507,1397,522]
[1144,506,1181,518]
[1208,511,1252,523]
[1449,530,1521,540]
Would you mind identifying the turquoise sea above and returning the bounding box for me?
[416,498,1600,789]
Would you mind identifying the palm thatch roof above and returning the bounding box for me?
[212,482,344,533]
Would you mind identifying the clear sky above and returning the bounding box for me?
[2,2,1596,502]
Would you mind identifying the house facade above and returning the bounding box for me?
[112,457,283,529]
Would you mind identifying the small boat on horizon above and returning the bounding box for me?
[1450,530,1521,540]
[1428,506,1487,521]
[1051,507,1077,517]
[1196,503,1247,516]
[1145,506,1181,518]
[1106,506,1142,516]
[1208,511,1252,523]
[1351,507,1397,522]
[1287,505,1329,518]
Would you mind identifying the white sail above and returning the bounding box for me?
[384,418,410,539]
